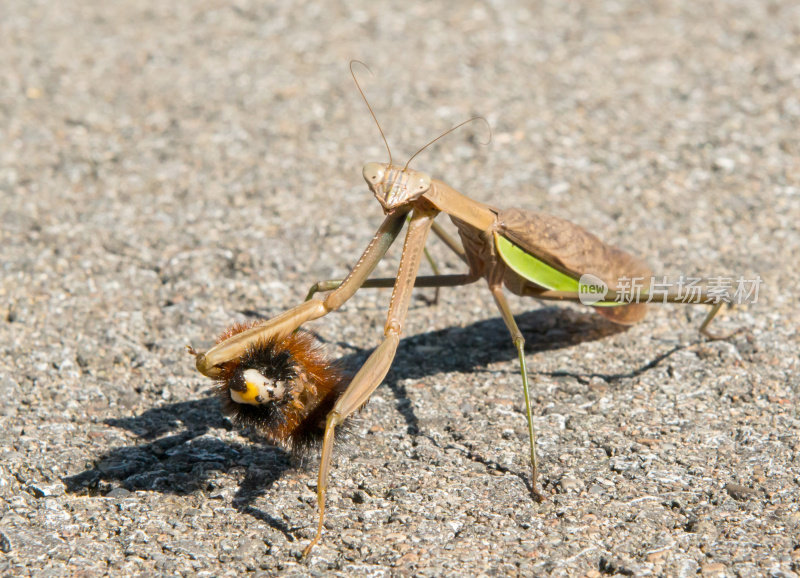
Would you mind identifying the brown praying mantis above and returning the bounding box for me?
[189,63,732,556]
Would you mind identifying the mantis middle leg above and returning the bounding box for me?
[489,281,544,502]
[304,220,471,301]
[305,273,480,300]
[431,220,467,263]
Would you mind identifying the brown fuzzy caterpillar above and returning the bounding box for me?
[213,322,347,454]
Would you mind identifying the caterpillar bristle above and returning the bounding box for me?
[213,324,347,455]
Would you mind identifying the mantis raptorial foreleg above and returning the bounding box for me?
[195,211,408,377]
[303,205,437,556]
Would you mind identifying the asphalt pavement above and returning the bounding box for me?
[1,1,798,575]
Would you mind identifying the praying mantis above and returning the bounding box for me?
[189,63,731,556]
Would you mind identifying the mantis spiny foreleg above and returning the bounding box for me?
[195,211,408,377]
[303,205,438,556]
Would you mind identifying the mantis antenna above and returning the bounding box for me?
[350,60,393,167]
[404,116,492,171]
[350,60,491,172]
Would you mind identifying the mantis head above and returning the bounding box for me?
[363,162,432,212]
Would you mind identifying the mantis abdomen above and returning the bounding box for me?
[448,207,652,325]
[498,208,652,324]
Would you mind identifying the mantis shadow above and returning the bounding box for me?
[63,398,302,538]
[64,304,623,535]
[335,304,628,436]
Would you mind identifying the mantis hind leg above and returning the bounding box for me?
[533,289,740,340]
[698,301,742,340]
[489,284,544,502]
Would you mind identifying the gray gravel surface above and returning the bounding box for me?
[2,1,799,576]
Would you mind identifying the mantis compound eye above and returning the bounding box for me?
[362,162,386,188]
[212,325,348,454]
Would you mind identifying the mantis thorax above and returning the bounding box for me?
[363,162,431,212]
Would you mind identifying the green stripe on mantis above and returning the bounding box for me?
[493,233,621,307]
